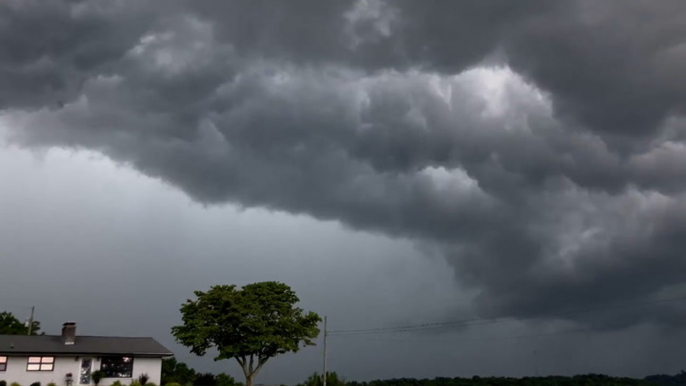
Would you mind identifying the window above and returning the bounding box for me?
[27,356,54,371]
[0,356,7,371]
[80,358,93,384]
[100,356,134,378]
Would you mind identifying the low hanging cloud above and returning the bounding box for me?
[3,0,686,329]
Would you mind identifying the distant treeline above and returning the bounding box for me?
[644,371,686,386]
[164,359,686,386]
[299,372,686,386]
[345,375,650,386]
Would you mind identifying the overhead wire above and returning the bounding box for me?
[327,293,686,336]
[335,326,592,344]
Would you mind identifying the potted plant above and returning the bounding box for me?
[92,371,104,386]
[138,374,149,386]
[65,373,74,386]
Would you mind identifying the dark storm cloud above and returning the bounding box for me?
[3,0,686,330]
[186,0,686,140]
[502,1,686,139]
[0,0,163,110]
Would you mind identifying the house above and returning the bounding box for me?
[0,322,173,386]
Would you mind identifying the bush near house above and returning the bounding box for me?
[10,382,22,386]
[92,371,104,386]
[0,380,6,386]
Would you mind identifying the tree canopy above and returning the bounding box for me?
[0,311,41,335]
[171,282,321,386]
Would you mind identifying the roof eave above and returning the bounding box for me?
[0,351,174,357]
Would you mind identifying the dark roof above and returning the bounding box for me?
[0,335,173,357]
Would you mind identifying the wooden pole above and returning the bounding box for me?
[322,316,327,386]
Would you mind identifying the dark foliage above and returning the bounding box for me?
[92,370,104,386]
[161,358,242,386]
[195,373,217,386]
[0,312,41,335]
[343,375,652,386]
[162,358,198,386]
[215,373,240,386]
[644,371,686,386]
[297,372,346,386]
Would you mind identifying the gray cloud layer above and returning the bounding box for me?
[3,0,686,331]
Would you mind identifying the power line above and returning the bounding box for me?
[334,327,592,344]
[327,293,686,336]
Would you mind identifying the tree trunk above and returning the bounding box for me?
[237,355,264,386]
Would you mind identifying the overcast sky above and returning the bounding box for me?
[2,0,686,384]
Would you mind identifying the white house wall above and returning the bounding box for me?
[1,356,162,386]
[2,356,76,386]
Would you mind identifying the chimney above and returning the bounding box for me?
[61,322,76,345]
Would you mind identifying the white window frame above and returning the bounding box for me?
[27,356,54,371]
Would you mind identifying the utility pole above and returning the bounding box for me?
[322,316,327,386]
[27,306,35,335]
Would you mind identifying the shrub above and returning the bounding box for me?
[138,374,150,386]
[47,383,57,386]
[111,381,124,386]
[92,371,104,386]
[0,380,6,386]
[30,382,40,386]
[194,373,216,386]
[145,383,157,386]
[216,374,239,386]
[131,381,143,386]
[165,383,182,386]
[11,382,22,386]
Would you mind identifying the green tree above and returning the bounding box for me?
[0,311,41,335]
[171,282,321,386]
